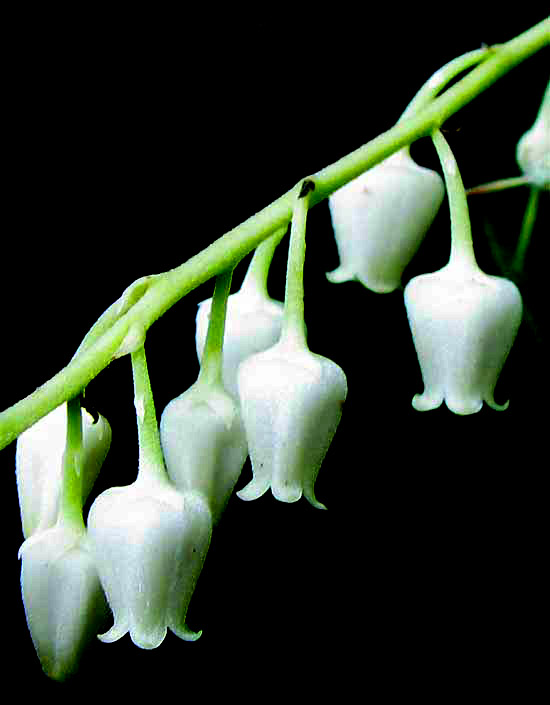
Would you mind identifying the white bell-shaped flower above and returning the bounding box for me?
[16,403,111,538]
[87,478,212,649]
[160,379,248,524]
[404,257,523,415]
[328,148,445,293]
[516,81,549,188]
[195,260,284,401]
[237,335,347,508]
[19,525,108,681]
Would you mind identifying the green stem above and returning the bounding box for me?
[282,180,314,347]
[131,345,166,483]
[198,268,234,387]
[512,186,540,274]
[432,129,477,268]
[0,19,548,450]
[399,47,491,122]
[57,396,85,531]
[466,176,531,195]
[240,226,287,296]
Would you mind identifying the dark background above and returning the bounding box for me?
[2,7,548,697]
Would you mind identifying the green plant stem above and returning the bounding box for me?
[466,176,531,195]
[399,47,491,122]
[281,180,314,347]
[198,268,234,387]
[512,186,540,274]
[131,345,166,482]
[432,129,477,268]
[240,226,287,296]
[57,396,85,531]
[0,18,548,450]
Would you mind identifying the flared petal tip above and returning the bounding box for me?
[326,267,355,284]
[236,477,270,502]
[98,621,129,644]
[445,398,484,415]
[486,397,510,412]
[171,625,203,642]
[305,492,327,511]
[130,626,168,650]
[412,392,443,412]
[271,484,302,504]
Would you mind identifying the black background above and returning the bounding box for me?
[2,7,548,697]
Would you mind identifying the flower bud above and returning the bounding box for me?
[404,259,522,414]
[87,478,212,649]
[328,149,445,293]
[195,282,284,400]
[19,525,108,681]
[16,403,111,538]
[160,380,248,524]
[237,337,347,507]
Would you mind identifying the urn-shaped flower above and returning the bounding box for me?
[16,404,111,538]
[404,259,522,414]
[87,477,212,649]
[237,336,347,507]
[160,380,248,524]
[195,279,284,400]
[19,525,108,681]
[328,148,445,293]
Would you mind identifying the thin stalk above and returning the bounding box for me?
[512,186,540,274]
[432,129,477,269]
[131,345,166,483]
[198,268,234,387]
[466,176,531,195]
[57,396,85,531]
[240,226,287,296]
[281,180,314,348]
[399,47,491,122]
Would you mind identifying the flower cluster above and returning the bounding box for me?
[12,60,545,684]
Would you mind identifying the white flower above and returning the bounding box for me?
[195,278,284,400]
[16,404,111,538]
[160,380,248,524]
[237,336,347,508]
[19,525,108,681]
[328,148,445,293]
[87,476,212,649]
[516,83,550,188]
[404,258,522,415]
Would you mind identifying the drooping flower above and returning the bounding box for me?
[195,255,284,401]
[87,479,212,649]
[88,344,214,650]
[19,524,109,681]
[160,379,248,524]
[16,403,111,538]
[327,148,445,293]
[404,249,523,415]
[237,335,347,508]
